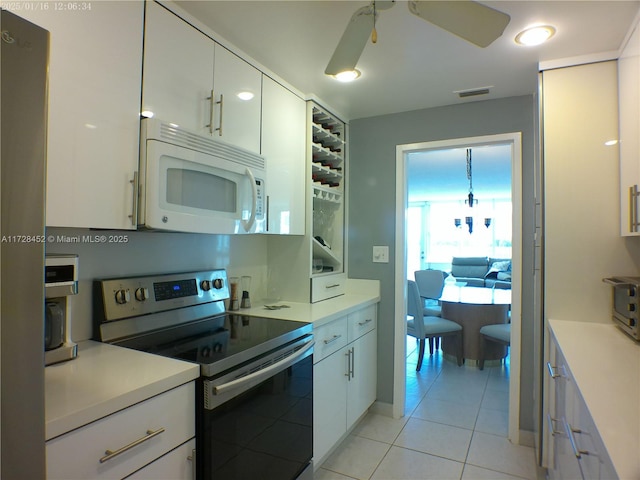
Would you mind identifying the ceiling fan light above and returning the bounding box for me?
[515,25,556,46]
[332,69,361,82]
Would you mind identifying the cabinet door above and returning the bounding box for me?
[20,1,143,229]
[212,46,262,153]
[347,329,377,428]
[142,1,214,135]
[618,23,640,236]
[261,76,306,235]
[126,438,195,480]
[313,347,348,464]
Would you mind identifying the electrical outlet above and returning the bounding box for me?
[373,246,389,263]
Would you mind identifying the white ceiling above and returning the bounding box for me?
[175,0,639,121]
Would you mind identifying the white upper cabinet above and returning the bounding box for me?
[142,1,262,153]
[20,2,144,229]
[261,77,306,235]
[212,47,262,153]
[618,22,640,236]
[142,1,214,136]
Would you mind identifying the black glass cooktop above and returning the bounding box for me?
[115,313,312,377]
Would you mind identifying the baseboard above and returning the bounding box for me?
[368,400,396,418]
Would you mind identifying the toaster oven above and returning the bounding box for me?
[603,276,640,340]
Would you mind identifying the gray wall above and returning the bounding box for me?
[348,95,537,431]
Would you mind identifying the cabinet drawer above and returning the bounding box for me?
[311,273,346,303]
[126,438,195,480]
[313,318,348,364]
[348,305,377,342]
[47,383,195,480]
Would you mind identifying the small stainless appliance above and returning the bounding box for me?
[603,276,640,340]
[94,269,313,480]
[45,254,79,365]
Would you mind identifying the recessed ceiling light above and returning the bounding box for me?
[605,139,618,146]
[515,25,556,46]
[331,69,361,82]
[237,91,255,101]
[141,110,154,118]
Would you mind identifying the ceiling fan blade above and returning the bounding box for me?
[325,4,375,76]
[408,1,510,48]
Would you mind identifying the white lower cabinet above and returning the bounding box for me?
[547,338,616,480]
[313,304,377,465]
[46,383,195,480]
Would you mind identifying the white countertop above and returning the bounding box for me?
[232,291,380,328]
[45,341,199,441]
[548,319,640,480]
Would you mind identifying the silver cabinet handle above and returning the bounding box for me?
[630,185,639,232]
[128,171,138,226]
[350,347,355,379]
[546,362,561,378]
[187,448,196,480]
[564,420,589,459]
[325,284,340,289]
[99,427,165,463]
[358,318,373,326]
[215,93,224,136]
[547,414,562,436]
[324,334,342,345]
[206,90,215,134]
[345,347,354,380]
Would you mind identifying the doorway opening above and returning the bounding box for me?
[393,133,523,444]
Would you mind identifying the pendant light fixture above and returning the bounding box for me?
[454,148,491,233]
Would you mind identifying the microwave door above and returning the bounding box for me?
[144,141,252,234]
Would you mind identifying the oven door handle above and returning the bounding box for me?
[212,340,314,396]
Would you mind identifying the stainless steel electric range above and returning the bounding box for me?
[94,269,314,480]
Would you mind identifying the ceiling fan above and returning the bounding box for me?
[325,0,511,76]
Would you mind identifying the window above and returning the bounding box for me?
[408,199,511,275]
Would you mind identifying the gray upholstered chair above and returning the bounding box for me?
[478,323,511,370]
[407,280,463,370]
[414,269,446,354]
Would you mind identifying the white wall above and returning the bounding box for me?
[542,61,640,322]
[46,227,269,342]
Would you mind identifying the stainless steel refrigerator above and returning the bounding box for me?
[1,10,49,478]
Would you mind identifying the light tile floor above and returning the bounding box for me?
[316,338,544,480]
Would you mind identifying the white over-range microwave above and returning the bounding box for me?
[137,118,266,234]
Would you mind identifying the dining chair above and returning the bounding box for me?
[414,269,446,354]
[478,323,511,370]
[407,280,463,370]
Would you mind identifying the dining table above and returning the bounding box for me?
[438,284,511,365]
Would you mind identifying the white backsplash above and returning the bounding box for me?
[46,227,269,342]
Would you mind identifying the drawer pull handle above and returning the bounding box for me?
[358,318,373,326]
[99,427,165,463]
[324,334,342,345]
[564,421,589,459]
[325,284,340,289]
[546,414,562,436]
[546,362,561,379]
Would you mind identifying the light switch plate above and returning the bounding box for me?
[373,245,389,263]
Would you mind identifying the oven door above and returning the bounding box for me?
[199,338,313,480]
[142,139,265,234]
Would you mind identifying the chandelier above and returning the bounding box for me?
[454,148,492,234]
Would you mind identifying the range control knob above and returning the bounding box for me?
[201,280,212,292]
[134,287,149,302]
[115,289,130,305]
[212,278,224,289]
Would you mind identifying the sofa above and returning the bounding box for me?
[449,256,512,289]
